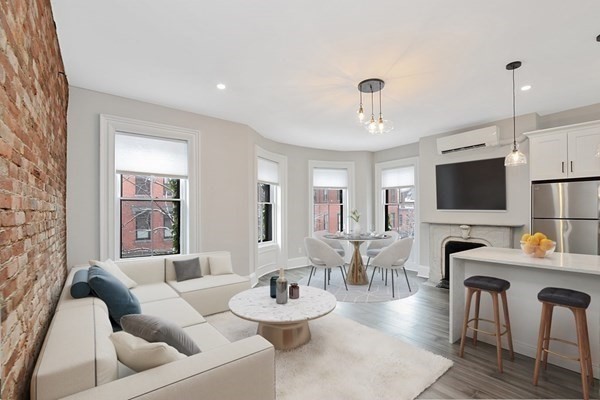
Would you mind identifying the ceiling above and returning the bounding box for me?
[50,1,600,151]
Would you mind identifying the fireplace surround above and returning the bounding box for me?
[428,223,516,286]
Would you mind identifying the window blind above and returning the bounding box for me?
[313,168,348,188]
[115,132,188,178]
[257,157,279,184]
[381,166,414,188]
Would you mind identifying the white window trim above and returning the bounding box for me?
[255,146,287,255]
[308,160,355,234]
[374,157,419,267]
[100,114,200,260]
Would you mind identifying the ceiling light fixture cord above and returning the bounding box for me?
[370,84,374,118]
[512,67,517,150]
[379,81,383,118]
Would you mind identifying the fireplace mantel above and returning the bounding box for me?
[427,223,517,285]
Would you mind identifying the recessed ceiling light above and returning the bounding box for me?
[216,83,226,90]
[520,85,532,91]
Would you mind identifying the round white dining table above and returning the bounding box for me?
[324,233,391,285]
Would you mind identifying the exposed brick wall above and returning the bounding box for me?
[0,1,68,399]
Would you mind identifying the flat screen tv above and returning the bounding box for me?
[436,157,506,211]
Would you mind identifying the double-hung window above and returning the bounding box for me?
[257,157,279,244]
[312,167,349,234]
[100,115,199,261]
[381,166,415,237]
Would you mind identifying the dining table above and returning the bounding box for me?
[324,233,391,285]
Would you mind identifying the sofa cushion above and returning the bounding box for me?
[208,254,233,275]
[130,283,179,304]
[121,314,201,356]
[70,269,91,298]
[168,274,249,293]
[110,331,186,372]
[88,266,141,328]
[115,257,165,285]
[173,257,202,282]
[140,298,205,327]
[183,323,231,352]
[89,259,138,288]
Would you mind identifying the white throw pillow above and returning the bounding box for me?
[110,331,186,372]
[89,259,137,289]
[209,254,233,275]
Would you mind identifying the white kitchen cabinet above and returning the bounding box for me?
[525,120,600,181]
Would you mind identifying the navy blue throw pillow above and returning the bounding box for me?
[88,266,141,329]
[70,269,91,298]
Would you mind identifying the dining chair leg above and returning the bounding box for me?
[307,266,314,286]
[385,269,388,286]
[366,257,371,269]
[391,268,395,298]
[323,269,327,290]
[368,266,377,291]
[339,266,348,291]
[402,267,411,292]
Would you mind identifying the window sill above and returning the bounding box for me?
[258,243,279,253]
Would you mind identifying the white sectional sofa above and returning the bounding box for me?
[31,252,275,400]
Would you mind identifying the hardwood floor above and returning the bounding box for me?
[259,268,598,399]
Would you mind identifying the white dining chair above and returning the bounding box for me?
[313,230,345,257]
[365,230,399,269]
[368,237,414,298]
[304,237,348,291]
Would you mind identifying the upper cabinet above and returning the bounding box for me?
[525,120,600,181]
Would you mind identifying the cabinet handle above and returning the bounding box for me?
[570,161,573,173]
[562,161,565,173]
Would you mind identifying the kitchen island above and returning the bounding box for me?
[450,247,600,375]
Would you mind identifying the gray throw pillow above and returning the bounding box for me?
[120,314,201,356]
[173,257,202,282]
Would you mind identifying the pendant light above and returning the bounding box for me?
[357,90,365,123]
[357,78,394,135]
[504,61,527,167]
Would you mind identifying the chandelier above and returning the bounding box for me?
[357,78,394,135]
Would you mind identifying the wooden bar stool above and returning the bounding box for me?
[459,275,514,372]
[533,287,593,400]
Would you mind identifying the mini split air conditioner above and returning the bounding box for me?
[436,126,499,154]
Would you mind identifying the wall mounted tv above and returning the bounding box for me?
[435,157,506,211]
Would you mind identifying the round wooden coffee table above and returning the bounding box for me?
[228,285,336,350]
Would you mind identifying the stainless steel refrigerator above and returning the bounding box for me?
[531,180,600,255]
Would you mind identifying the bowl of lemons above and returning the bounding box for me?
[520,232,556,258]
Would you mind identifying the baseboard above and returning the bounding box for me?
[249,272,258,287]
[416,264,429,279]
[287,256,308,269]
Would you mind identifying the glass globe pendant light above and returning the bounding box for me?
[504,61,527,167]
[357,78,393,135]
[357,90,365,123]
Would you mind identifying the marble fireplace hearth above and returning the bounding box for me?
[428,223,520,287]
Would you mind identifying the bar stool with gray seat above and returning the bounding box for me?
[533,287,593,400]
[459,275,514,373]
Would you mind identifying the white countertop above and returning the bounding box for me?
[451,247,600,276]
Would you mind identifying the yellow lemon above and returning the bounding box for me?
[523,243,536,254]
[539,239,554,251]
[534,247,547,258]
[533,232,547,241]
[521,233,531,242]
[527,236,540,246]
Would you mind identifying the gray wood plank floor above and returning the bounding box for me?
[258,267,599,399]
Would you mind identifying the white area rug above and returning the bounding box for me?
[298,267,420,303]
[206,312,452,400]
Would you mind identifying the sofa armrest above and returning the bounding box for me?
[61,335,275,400]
